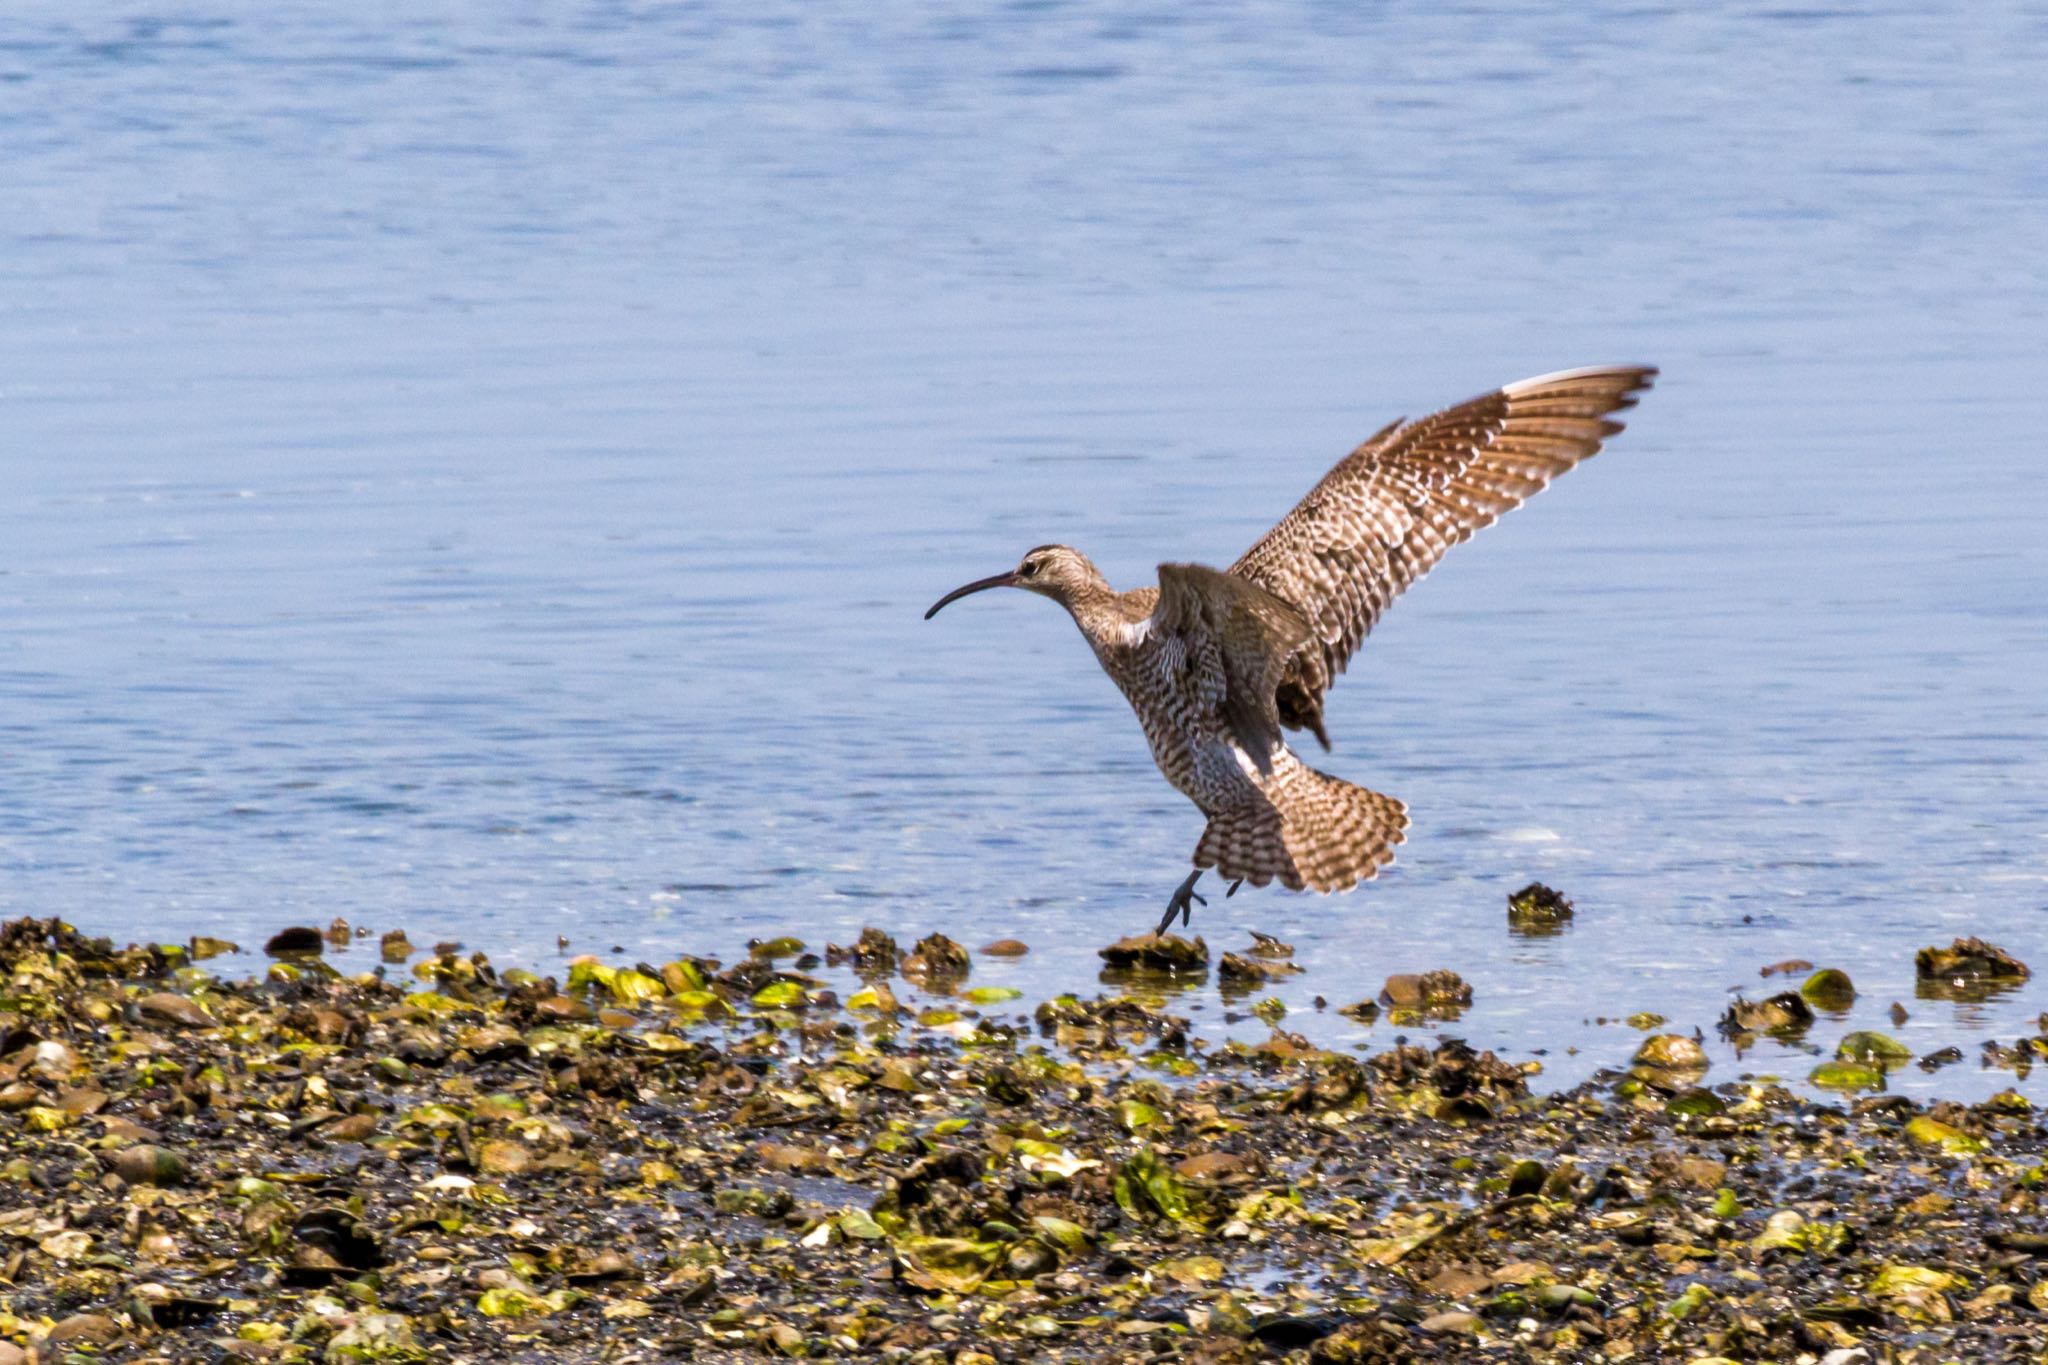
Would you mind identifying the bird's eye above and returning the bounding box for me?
[1020,561,1039,578]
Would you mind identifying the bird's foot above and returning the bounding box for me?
[1155,870,1207,936]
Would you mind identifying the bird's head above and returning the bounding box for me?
[925,544,1107,619]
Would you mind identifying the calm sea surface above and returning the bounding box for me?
[4,2,2045,1097]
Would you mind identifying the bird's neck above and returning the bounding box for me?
[1064,585,1149,651]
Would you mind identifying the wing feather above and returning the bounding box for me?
[1231,365,1656,745]
[1152,563,1309,772]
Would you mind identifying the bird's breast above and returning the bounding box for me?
[1094,637,1261,812]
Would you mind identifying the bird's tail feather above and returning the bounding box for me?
[1194,766,1408,893]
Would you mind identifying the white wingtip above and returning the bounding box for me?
[1501,364,1659,397]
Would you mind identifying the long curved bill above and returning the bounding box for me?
[924,570,1020,620]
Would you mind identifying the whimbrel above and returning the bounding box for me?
[926,365,1657,933]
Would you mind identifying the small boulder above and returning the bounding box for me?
[1506,882,1574,932]
[1218,952,1302,984]
[1098,933,1209,972]
[1633,1034,1708,1072]
[1379,970,1472,1011]
[1720,992,1813,1037]
[43,1315,121,1349]
[1916,937,2028,982]
[901,933,970,987]
[1247,931,1295,959]
[107,1144,188,1186]
[137,992,211,1029]
[1800,967,1857,1010]
[263,926,324,956]
[826,926,900,973]
[1836,1031,1912,1068]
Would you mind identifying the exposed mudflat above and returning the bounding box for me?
[3,916,2047,1364]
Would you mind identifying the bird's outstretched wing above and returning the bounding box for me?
[1231,364,1657,746]
[1151,562,1309,772]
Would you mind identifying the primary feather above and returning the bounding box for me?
[1232,364,1658,746]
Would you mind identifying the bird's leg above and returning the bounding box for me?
[1226,879,1244,898]
[1156,869,1207,936]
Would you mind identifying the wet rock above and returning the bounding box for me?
[137,991,211,1028]
[1836,1031,1912,1068]
[106,1143,188,1186]
[1981,1037,2042,1074]
[1379,969,1471,1009]
[1632,1034,1708,1071]
[1418,1308,1481,1334]
[25,1039,80,1082]
[1251,1315,1344,1350]
[1506,882,1573,932]
[1917,1045,1965,1072]
[1246,931,1294,958]
[564,1249,639,1283]
[1800,967,1856,1010]
[1915,936,2028,984]
[978,939,1029,956]
[1720,991,1814,1037]
[1904,1115,1985,1154]
[901,932,970,987]
[1810,1060,1886,1092]
[263,926,324,956]
[748,934,805,959]
[321,1112,380,1142]
[1753,1209,1855,1257]
[893,1235,1004,1293]
[1178,1150,1262,1184]
[825,926,900,973]
[1760,958,1813,977]
[380,929,414,962]
[1308,1318,1415,1360]
[1098,933,1209,972]
[1217,951,1301,984]
[962,984,1021,1004]
[756,1141,832,1174]
[129,1284,225,1329]
[43,1314,121,1349]
[290,1206,384,1276]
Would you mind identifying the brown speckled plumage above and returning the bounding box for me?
[926,365,1657,917]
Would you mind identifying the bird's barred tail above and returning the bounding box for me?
[1194,765,1408,894]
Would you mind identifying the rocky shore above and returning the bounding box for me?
[2,914,2046,1364]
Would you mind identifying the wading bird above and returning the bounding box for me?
[925,366,1656,934]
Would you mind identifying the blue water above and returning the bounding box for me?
[4,2,2045,1097]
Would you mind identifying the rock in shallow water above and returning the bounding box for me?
[1098,933,1208,972]
[262,925,324,956]
[900,932,969,987]
[1506,881,1574,932]
[1915,936,2028,983]
[1633,1034,1708,1071]
[1720,992,1814,1037]
[1217,951,1301,984]
[1800,967,1857,1010]
[1378,969,1472,1011]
